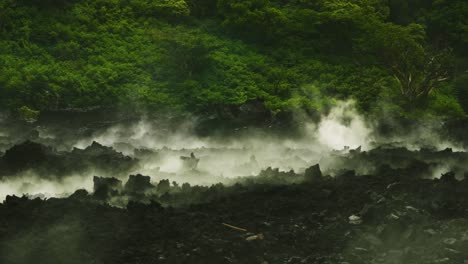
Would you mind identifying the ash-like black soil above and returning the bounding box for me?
[1,158,468,264]
[1,115,468,264]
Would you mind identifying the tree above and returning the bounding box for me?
[131,0,190,19]
[217,0,288,43]
[425,0,468,55]
[357,23,452,103]
[187,0,218,17]
[157,31,216,80]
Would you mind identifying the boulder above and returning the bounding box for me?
[0,141,53,174]
[157,179,171,194]
[93,176,122,199]
[69,189,89,200]
[124,174,154,194]
[304,164,322,182]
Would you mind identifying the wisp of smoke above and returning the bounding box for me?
[0,100,465,199]
[314,101,372,150]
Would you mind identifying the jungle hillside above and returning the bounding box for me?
[0,0,467,120]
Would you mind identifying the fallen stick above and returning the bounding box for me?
[222,223,248,232]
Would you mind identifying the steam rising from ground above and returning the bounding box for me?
[72,101,373,153]
[314,101,372,150]
[0,100,465,199]
[0,173,94,200]
[68,101,374,181]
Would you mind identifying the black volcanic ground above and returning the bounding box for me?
[1,112,468,264]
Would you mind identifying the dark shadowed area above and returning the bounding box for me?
[1,0,467,263]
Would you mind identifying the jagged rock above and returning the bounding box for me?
[304,164,322,182]
[181,182,191,192]
[124,174,154,194]
[254,167,300,184]
[93,176,122,192]
[0,140,137,179]
[93,176,122,199]
[349,145,362,154]
[180,152,199,171]
[69,189,89,199]
[3,195,29,206]
[71,141,137,176]
[1,140,51,170]
[73,141,115,156]
[440,171,456,182]
[259,167,280,178]
[157,179,170,194]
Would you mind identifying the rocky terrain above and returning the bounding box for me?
[1,138,468,263]
[1,111,468,264]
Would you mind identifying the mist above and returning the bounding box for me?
[0,100,466,200]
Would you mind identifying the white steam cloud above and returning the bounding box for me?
[0,100,463,199]
[314,101,372,150]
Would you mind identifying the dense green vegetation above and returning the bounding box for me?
[0,0,467,119]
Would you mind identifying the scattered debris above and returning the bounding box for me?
[349,215,362,225]
[443,238,457,245]
[245,233,264,241]
[222,223,248,232]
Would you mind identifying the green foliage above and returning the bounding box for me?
[424,0,468,55]
[18,106,40,122]
[454,73,468,113]
[355,20,456,107]
[187,0,217,17]
[131,0,190,19]
[427,91,466,117]
[217,0,288,42]
[0,0,465,120]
